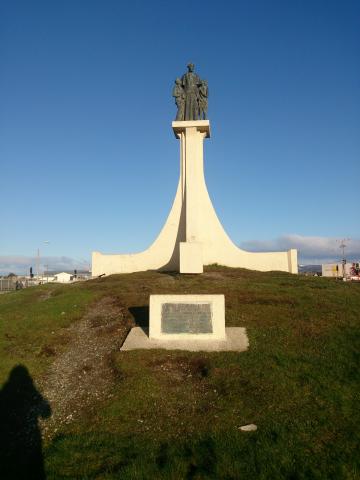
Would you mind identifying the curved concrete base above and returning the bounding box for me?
[92,121,297,276]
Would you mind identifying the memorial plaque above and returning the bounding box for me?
[161,302,213,334]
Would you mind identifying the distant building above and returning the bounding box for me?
[322,262,359,278]
[42,270,91,283]
[322,263,341,277]
[54,272,74,283]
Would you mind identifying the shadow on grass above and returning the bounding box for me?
[155,437,217,479]
[129,306,149,335]
[46,432,219,478]
[0,365,51,480]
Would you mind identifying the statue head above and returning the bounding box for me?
[187,63,195,72]
[175,78,182,85]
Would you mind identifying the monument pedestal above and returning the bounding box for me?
[174,120,210,273]
[92,120,298,276]
[180,242,203,273]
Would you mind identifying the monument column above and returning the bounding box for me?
[173,120,210,273]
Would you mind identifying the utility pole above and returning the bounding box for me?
[339,238,350,278]
[36,241,50,282]
[43,241,50,281]
[36,248,40,278]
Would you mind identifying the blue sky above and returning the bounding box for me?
[1,0,359,273]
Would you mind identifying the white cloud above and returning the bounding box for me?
[0,256,89,275]
[240,235,360,264]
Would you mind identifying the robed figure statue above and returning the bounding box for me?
[198,80,208,120]
[173,63,208,121]
[172,78,185,121]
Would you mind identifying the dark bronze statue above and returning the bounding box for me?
[172,78,185,121]
[173,64,208,121]
[198,80,208,120]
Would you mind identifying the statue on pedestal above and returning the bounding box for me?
[199,80,208,120]
[172,79,185,121]
[173,63,208,121]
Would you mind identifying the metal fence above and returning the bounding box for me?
[0,279,15,291]
[0,279,34,291]
[0,276,91,291]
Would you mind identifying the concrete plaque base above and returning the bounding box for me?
[120,294,249,352]
[120,327,249,352]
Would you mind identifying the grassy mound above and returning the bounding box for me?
[0,267,359,479]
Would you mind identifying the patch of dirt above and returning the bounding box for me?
[202,272,225,280]
[39,297,132,439]
[38,291,53,301]
[39,345,56,357]
[155,275,177,285]
[150,356,210,382]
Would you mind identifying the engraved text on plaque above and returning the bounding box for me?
[161,302,213,334]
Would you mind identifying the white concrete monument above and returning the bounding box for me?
[92,120,297,276]
[92,64,297,276]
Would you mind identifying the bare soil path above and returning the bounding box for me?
[40,297,131,438]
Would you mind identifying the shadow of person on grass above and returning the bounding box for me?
[0,365,51,480]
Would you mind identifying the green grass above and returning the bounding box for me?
[1,267,360,479]
[0,283,94,382]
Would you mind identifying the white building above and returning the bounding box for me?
[322,263,356,278]
[54,272,74,283]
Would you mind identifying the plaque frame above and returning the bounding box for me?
[149,294,225,340]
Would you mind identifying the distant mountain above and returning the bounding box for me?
[298,264,322,274]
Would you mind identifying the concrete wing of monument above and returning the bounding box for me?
[92,120,297,276]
